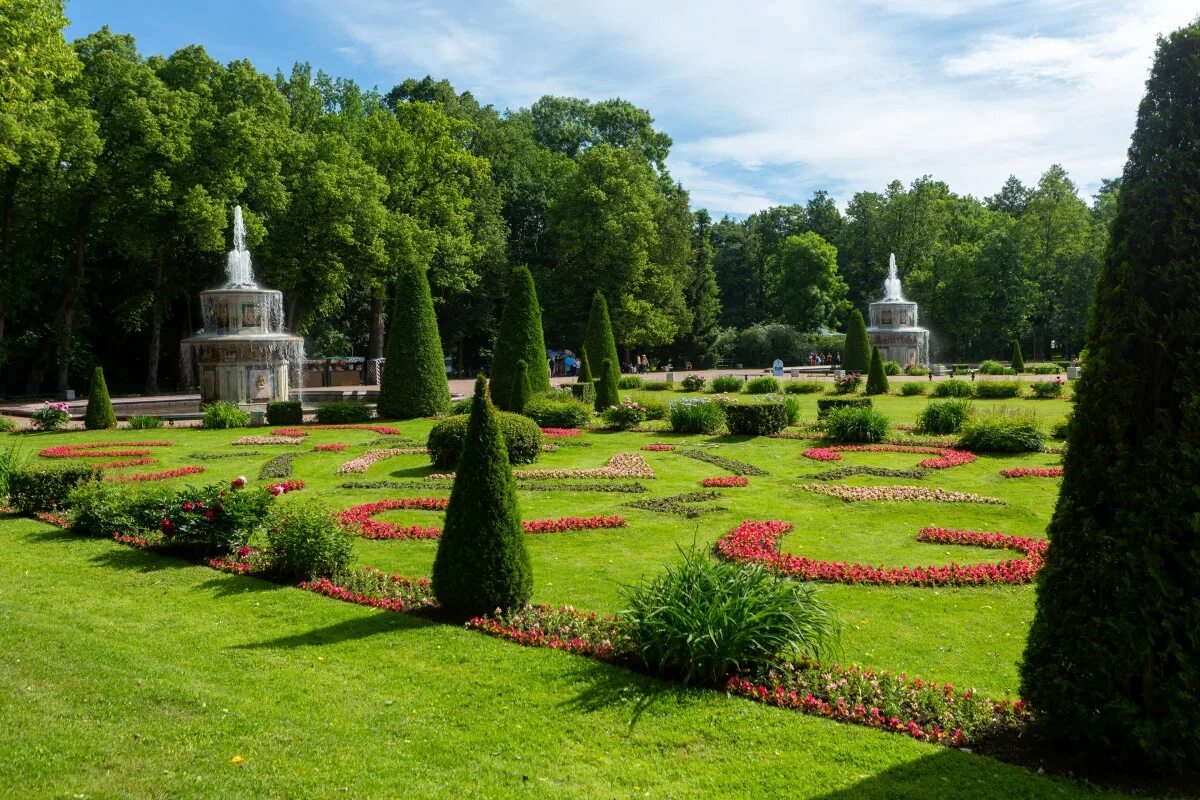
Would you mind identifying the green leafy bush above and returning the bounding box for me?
[744,376,779,394]
[723,402,789,436]
[31,403,70,431]
[162,482,275,556]
[668,398,725,434]
[640,398,669,420]
[0,445,22,500]
[642,380,674,391]
[817,397,872,418]
[265,506,355,581]
[915,398,973,435]
[523,396,592,428]
[0,416,15,433]
[617,376,644,389]
[1050,415,1071,439]
[68,482,175,538]
[824,407,890,443]
[127,415,164,429]
[972,381,1021,398]
[266,401,303,425]
[710,375,745,393]
[931,379,973,397]
[315,401,372,424]
[602,398,647,430]
[1031,364,1063,375]
[957,410,1044,452]
[84,366,117,430]
[904,364,928,376]
[622,547,838,686]
[783,381,823,394]
[9,465,101,514]
[1011,341,1025,373]
[427,412,543,469]
[832,373,862,394]
[681,374,707,392]
[202,401,250,429]
[1029,379,1065,399]
[978,360,1009,375]
[778,394,802,425]
[570,381,596,408]
[900,382,927,396]
[882,360,902,376]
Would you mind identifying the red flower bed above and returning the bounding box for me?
[468,605,626,660]
[34,511,71,528]
[714,520,1046,586]
[266,480,305,495]
[271,425,404,438]
[39,441,174,459]
[522,515,627,534]
[88,457,158,469]
[802,444,976,470]
[1001,467,1063,478]
[299,575,435,612]
[540,428,583,438]
[107,466,206,483]
[336,499,626,540]
[313,443,349,452]
[640,443,676,451]
[702,476,749,487]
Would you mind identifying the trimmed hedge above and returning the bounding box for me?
[9,465,101,514]
[817,397,872,418]
[266,401,303,425]
[744,376,779,394]
[783,381,824,394]
[900,383,927,396]
[523,396,592,428]
[825,407,890,443]
[490,267,551,410]
[931,379,973,397]
[724,402,789,436]
[315,401,372,424]
[427,411,543,470]
[617,376,644,389]
[85,366,117,430]
[570,381,596,408]
[957,413,1044,452]
[377,259,450,419]
[972,381,1021,399]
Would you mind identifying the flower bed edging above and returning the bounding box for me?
[107,466,206,483]
[701,476,749,488]
[796,484,1004,505]
[802,444,976,470]
[1000,467,1063,478]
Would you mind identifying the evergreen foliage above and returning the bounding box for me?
[377,260,450,419]
[490,267,551,410]
[865,347,889,395]
[510,360,532,413]
[1011,341,1025,372]
[843,310,871,373]
[583,292,620,386]
[431,376,533,617]
[1021,21,1200,775]
[577,349,593,383]
[84,366,117,430]
[595,358,620,411]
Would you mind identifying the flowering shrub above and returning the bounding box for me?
[272,425,404,437]
[31,402,71,432]
[539,427,583,438]
[625,491,724,518]
[313,443,348,452]
[833,373,863,394]
[702,476,749,487]
[678,448,768,476]
[1000,467,1063,478]
[681,374,707,392]
[336,448,428,475]
[603,398,647,430]
[107,466,206,483]
[234,435,305,446]
[300,569,436,613]
[639,443,676,451]
[715,520,1044,586]
[158,481,275,555]
[266,480,305,494]
[801,444,976,470]
[1029,377,1065,398]
[796,483,1004,504]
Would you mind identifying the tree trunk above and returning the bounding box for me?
[144,247,165,393]
[55,197,93,394]
[367,292,386,361]
[0,171,16,391]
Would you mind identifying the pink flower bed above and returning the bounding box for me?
[639,444,676,451]
[88,458,158,469]
[802,444,976,470]
[234,435,305,446]
[313,443,349,452]
[299,574,435,612]
[40,442,174,459]
[701,476,749,488]
[428,452,656,481]
[540,428,583,438]
[1000,467,1063,478]
[714,520,1046,586]
[336,448,428,475]
[796,483,1003,504]
[107,466,206,483]
[266,480,305,495]
[336,499,626,540]
[34,511,71,528]
[271,425,404,437]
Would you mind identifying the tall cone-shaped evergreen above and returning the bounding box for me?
[865,346,889,395]
[490,267,550,410]
[577,349,593,383]
[1011,341,1025,373]
[595,358,620,411]
[843,310,871,373]
[377,260,450,419]
[1021,20,1200,774]
[84,366,116,430]
[583,292,619,384]
[432,375,532,617]
[510,360,532,412]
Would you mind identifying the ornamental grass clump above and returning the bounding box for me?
[931,379,972,398]
[710,375,745,393]
[84,366,117,430]
[972,381,1021,399]
[669,398,725,434]
[824,406,890,443]
[622,547,839,686]
[958,409,1044,453]
[265,506,355,581]
[900,382,926,396]
[744,376,779,394]
[522,396,592,428]
[432,375,532,616]
[915,398,973,435]
[127,415,164,429]
[201,401,249,429]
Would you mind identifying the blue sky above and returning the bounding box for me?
[66,1,1197,217]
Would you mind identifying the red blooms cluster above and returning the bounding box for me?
[639,444,676,451]
[267,480,305,495]
[336,498,449,539]
[113,532,156,549]
[467,605,625,661]
[802,444,976,470]
[299,575,435,612]
[701,476,749,487]
[39,442,174,459]
[107,466,205,483]
[714,520,1046,586]
[313,443,349,452]
[540,428,583,438]
[33,511,71,528]
[87,458,158,469]
[271,425,403,437]
[1000,467,1063,478]
[522,515,627,534]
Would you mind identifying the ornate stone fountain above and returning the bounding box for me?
[180,207,304,405]
[866,253,930,367]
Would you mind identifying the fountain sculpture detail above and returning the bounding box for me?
[866,253,930,367]
[180,207,304,405]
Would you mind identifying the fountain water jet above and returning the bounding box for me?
[180,206,304,405]
[866,252,930,367]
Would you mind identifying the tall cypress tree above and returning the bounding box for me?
[843,309,871,373]
[510,360,532,412]
[432,375,533,616]
[595,358,620,411]
[377,260,450,419]
[1021,21,1200,774]
[84,366,116,430]
[1011,341,1025,373]
[865,346,889,395]
[490,266,550,410]
[583,292,620,381]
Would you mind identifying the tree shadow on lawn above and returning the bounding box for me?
[555,660,687,733]
[388,465,437,478]
[232,610,432,650]
[89,546,195,573]
[707,434,755,444]
[195,573,284,599]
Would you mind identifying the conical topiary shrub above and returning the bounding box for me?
[510,359,532,413]
[377,260,451,419]
[583,292,620,385]
[1021,20,1200,774]
[431,375,532,617]
[1011,341,1025,373]
[865,346,889,395]
[84,366,117,430]
[490,266,551,411]
[577,349,593,383]
[843,309,871,373]
[595,357,620,411]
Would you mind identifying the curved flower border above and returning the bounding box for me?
[796,483,1004,505]
[107,466,206,483]
[701,476,749,488]
[1000,467,1063,478]
[336,448,428,475]
[803,444,976,470]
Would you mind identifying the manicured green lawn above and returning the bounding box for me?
[0,390,1121,798]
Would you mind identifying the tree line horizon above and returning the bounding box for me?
[1,2,1115,397]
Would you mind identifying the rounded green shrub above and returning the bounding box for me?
[957,411,1044,452]
[84,366,117,430]
[710,375,745,393]
[817,397,872,418]
[915,398,973,435]
[744,376,780,394]
[882,360,902,376]
[825,406,890,443]
[0,416,16,433]
[931,379,973,398]
[640,398,669,420]
[1029,379,1065,399]
[490,267,551,410]
[265,506,355,581]
[523,396,592,428]
[377,259,451,419]
[427,411,543,470]
[641,380,674,391]
[266,401,303,425]
[900,382,927,396]
[668,398,725,434]
[202,401,250,429]
[315,401,372,424]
